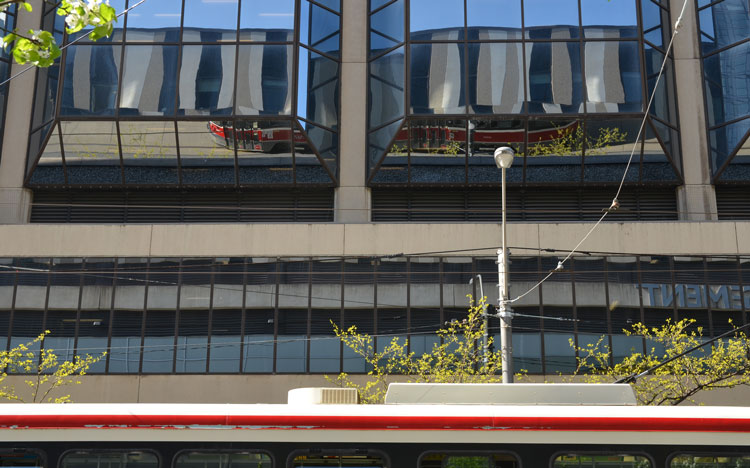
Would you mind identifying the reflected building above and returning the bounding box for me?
[0,0,749,404]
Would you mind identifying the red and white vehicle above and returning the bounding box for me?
[209,121,309,153]
[0,384,748,468]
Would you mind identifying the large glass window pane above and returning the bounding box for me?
[342,309,374,372]
[146,258,179,310]
[371,0,404,56]
[175,452,271,468]
[124,1,182,42]
[240,0,295,36]
[719,128,750,181]
[182,0,238,43]
[120,45,178,116]
[370,47,405,129]
[9,311,44,369]
[61,45,121,116]
[299,0,341,56]
[310,309,340,372]
[581,0,638,36]
[121,121,179,185]
[297,48,339,130]
[524,0,579,39]
[243,309,274,373]
[583,118,642,183]
[409,0,463,36]
[14,258,49,311]
[176,310,208,373]
[698,0,750,54]
[62,121,122,185]
[210,310,242,373]
[179,45,235,116]
[48,258,82,310]
[585,41,642,113]
[704,43,750,128]
[28,123,65,185]
[62,452,158,468]
[77,310,108,373]
[469,43,525,114]
[67,0,125,43]
[525,119,583,183]
[467,0,522,32]
[44,311,77,363]
[109,310,143,373]
[526,42,583,113]
[277,309,307,372]
[410,43,465,114]
[142,310,175,373]
[178,121,237,185]
[299,122,338,184]
[236,44,293,116]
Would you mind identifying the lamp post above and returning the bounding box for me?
[493,147,514,384]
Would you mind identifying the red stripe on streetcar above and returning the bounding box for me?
[0,415,749,432]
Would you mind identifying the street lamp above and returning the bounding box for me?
[494,146,514,384]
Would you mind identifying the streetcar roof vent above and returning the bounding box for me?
[288,387,359,405]
[384,383,637,405]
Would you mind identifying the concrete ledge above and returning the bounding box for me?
[0,221,747,257]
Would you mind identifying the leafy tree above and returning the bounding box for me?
[0,0,116,67]
[328,297,512,404]
[570,318,750,405]
[0,331,105,403]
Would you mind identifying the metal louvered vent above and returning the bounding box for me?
[716,187,750,220]
[371,188,678,222]
[31,190,334,223]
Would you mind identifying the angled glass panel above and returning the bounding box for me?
[583,118,642,182]
[30,61,59,132]
[644,45,677,125]
[120,121,179,185]
[410,43,466,114]
[370,46,405,129]
[468,42,524,114]
[410,0,463,36]
[699,0,750,54]
[584,41,642,113]
[370,0,404,58]
[410,118,467,184]
[63,121,122,185]
[182,0,239,43]
[120,45,179,116]
[236,44,293,116]
[178,45,235,116]
[468,119,524,183]
[526,41,583,114]
[297,48,339,130]
[368,119,405,179]
[300,0,340,55]
[525,119,583,183]
[313,0,340,12]
[719,127,750,181]
[240,0,295,37]
[235,120,294,184]
[524,0,579,39]
[467,0,521,32]
[581,0,637,37]
[29,122,65,185]
[710,118,750,175]
[124,0,182,42]
[649,117,680,170]
[704,42,750,128]
[298,121,337,183]
[371,0,391,11]
[642,119,678,182]
[61,45,121,116]
[641,0,668,49]
[178,121,236,185]
[27,121,55,175]
[67,0,125,43]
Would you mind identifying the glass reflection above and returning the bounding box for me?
[410,43,466,114]
[467,0,521,31]
[581,0,637,35]
[175,311,208,373]
[178,121,236,185]
[409,0,463,35]
[108,310,143,373]
[236,44,293,116]
[699,0,750,53]
[120,45,178,116]
[645,46,676,125]
[584,41,642,113]
[710,118,750,175]
[370,47,405,129]
[124,0,181,41]
[182,0,238,42]
[299,123,337,183]
[641,0,667,48]
[526,42,583,113]
[142,310,175,373]
[234,120,294,184]
[120,121,179,184]
[468,119,523,183]
[61,45,121,116]
[299,0,340,55]
[468,43,524,114]
[524,0,579,38]
[209,310,242,373]
[720,129,750,181]
[704,43,750,128]
[67,0,125,43]
[583,119,640,183]
[30,123,66,185]
[297,49,339,130]
[314,0,340,12]
[240,0,295,33]
[78,311,109,373]
[642,119,677,182]
[525,119,582,183]
[243,309,274,373]
[370,0,404,56]
[179,45,235,116]
[62,121,122,185]
[410,119,467,184]
[369,119,405,179]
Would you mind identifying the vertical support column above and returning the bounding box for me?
[0,2,41,224]
[672,0,717,220]
[334,1,370,223]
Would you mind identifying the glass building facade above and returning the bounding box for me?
[25,0,341,189]
[0,4,17,163]
[1,254,747,375]
[367,0,681,187]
